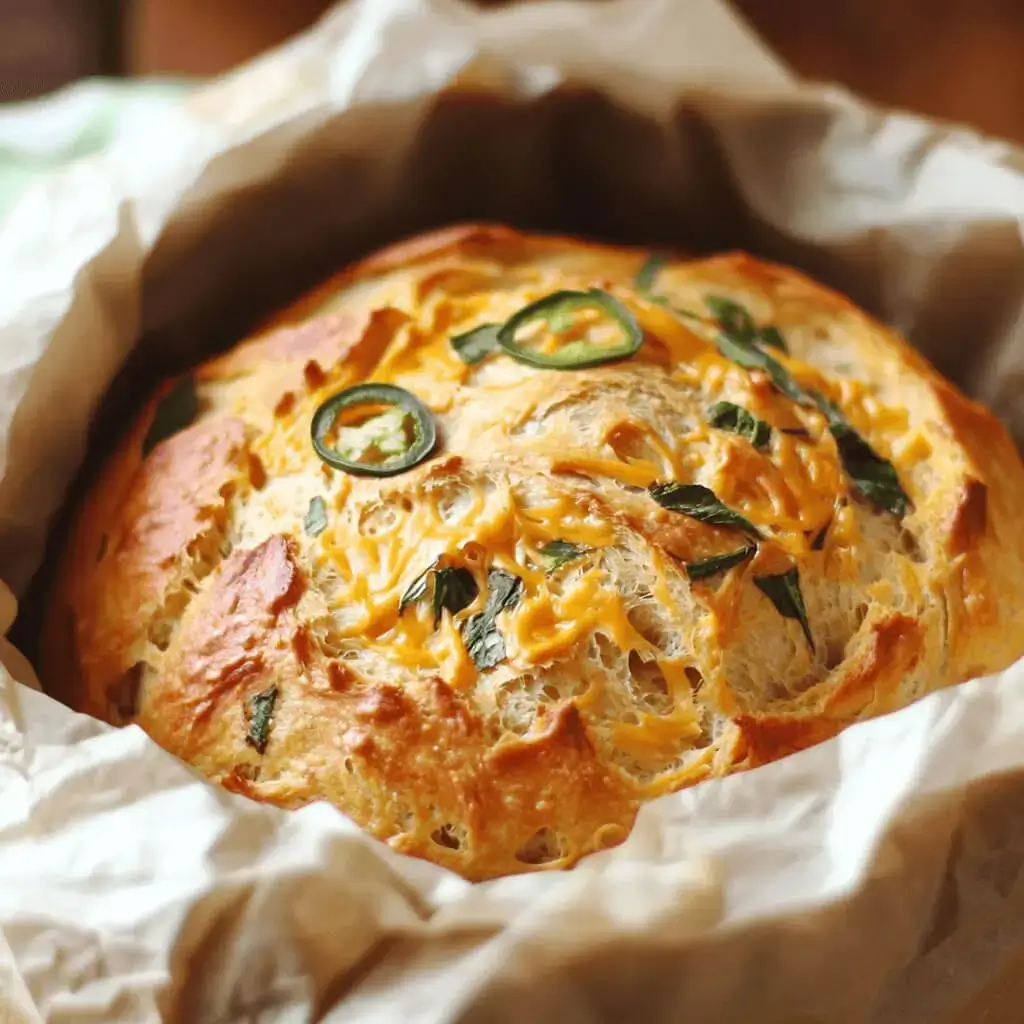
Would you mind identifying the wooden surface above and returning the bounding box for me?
[733,0,1024,144]
[125,0,334,77]
[3,0,1024,147]
[125,0,1024,145]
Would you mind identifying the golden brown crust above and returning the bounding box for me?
[42,224,1024,880]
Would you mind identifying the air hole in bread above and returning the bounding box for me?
[358,502,400,537]
[854,602,869,629]
[626,601,674,654]
[106,662,143,724]
[515,827,564,865]
[899,527,925,563]
[685,666,705,693]
[150,592,191,650]
[605,422,670,476]
[594,633,619,670]
[435,482,476,523]
[627,651,673,715]
[541,684,561,704]
[431,823,465,851]
[825,639,846,671]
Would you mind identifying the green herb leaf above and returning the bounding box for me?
[685,544,757,582]
[540,540,589,573]
[758,325,789,353]
[714,332,810,405]
[705,295,807,404]
[635,254,666,293]
[814,395,911,518]
[705,295,759,343]
[398,562,478,624]
[707,401,771,450]
[634,256,703,319]
[399,561,436,614]
[754,569,815,651]
[431,567,479,625]
[245,685,279,754]
[143,373,199,456]
[497,289,643,370]
[451,323,501,364]
[649,482,761,538]
[461,569,523,670]
[304,496,328,537]
[705,295,789,354]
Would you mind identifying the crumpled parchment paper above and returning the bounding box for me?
[3,1,1024,1021]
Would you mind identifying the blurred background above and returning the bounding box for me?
[2,0,1024,143]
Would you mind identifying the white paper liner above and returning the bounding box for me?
[2,0,1024,1019]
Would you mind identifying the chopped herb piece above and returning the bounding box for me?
[311,383,436,477]
[431,567,479,625]
[811,516,831,551]
[399,561,436,613]
[634,257,702,319]
[540,540,589,573]
[814,394,911,518]
[754,569,815,651]
[245,685,278,754]
[781,426,812,439]
[705,295,759,344]
[714,332,811,405]
[669,302,703,320]
[685,544,757,582]
[635,254,666,293]
[398,562,478,625]
[497,289,643,369]
[705,295,808,404]
[707,401,771,450]
[705,296,790,354]
[461,569,523,670]
[451,323,501,364]
[143,373,199,456]
[758,325,788,353]
[304,496,328,537]
[649,482,761,537]
[651,294,703,320]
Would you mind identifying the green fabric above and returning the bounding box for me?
[0,77,193,224]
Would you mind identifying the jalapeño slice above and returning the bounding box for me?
[311,383,436,477]
[497,288,643,370]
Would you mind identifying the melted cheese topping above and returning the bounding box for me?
[209,240,935,782]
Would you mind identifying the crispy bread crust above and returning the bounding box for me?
[42,224,1024,880]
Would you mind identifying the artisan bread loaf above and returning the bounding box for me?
[42,224,1024,880]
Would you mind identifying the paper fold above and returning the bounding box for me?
[2,0,1024,1020]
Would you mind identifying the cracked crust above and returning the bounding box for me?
[42,224,1024,880]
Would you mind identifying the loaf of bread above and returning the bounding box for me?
[42,224,1024,880]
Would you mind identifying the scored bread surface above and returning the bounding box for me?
[43,224,1024,880]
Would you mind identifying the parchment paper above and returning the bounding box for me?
[3,0,1024,1020]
